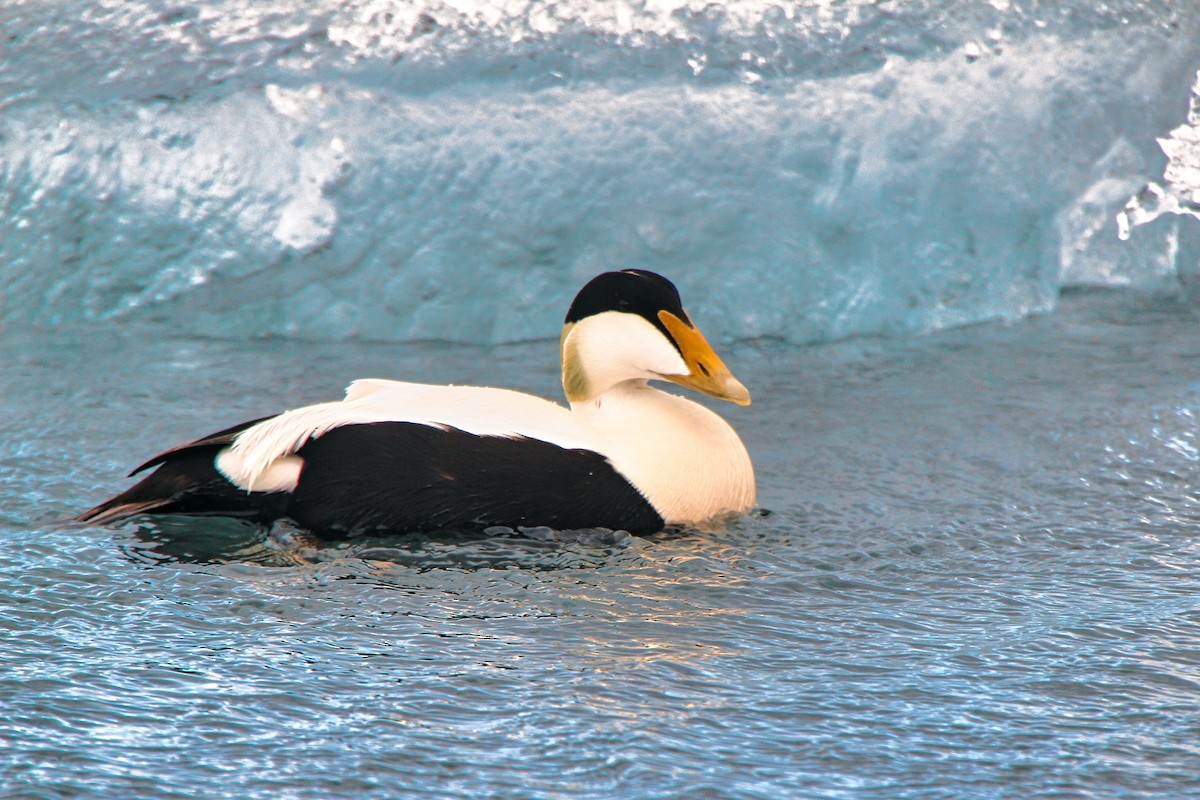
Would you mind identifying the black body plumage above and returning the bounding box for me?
[78,421,664,537]
[289,423,662,535]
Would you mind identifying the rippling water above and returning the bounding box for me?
[5,290,1200,798]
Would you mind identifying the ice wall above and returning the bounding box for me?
[1,1,1198,343]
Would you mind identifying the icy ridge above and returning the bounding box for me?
[1,1,1198,343]
[1118,72,1200,295]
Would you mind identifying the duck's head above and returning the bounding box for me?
[560,270,751,406]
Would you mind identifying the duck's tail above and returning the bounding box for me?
[77,416,284,525]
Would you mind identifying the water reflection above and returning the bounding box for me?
[111,513,771,663]
[117,515,653,572]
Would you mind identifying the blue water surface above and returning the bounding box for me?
[4,291,1200,799]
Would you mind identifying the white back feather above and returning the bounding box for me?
[216,379,595,492]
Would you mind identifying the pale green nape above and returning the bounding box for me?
[559,322,591,403]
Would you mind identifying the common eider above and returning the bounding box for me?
[77,270,755,536]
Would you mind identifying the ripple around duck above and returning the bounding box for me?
[111,514,656,574]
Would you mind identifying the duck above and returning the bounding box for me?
[77,270,755,537]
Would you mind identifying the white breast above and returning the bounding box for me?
[570,383,756,524]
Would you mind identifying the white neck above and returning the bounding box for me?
[569,380,755,525]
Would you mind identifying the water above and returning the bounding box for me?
[5,290,1200,799]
